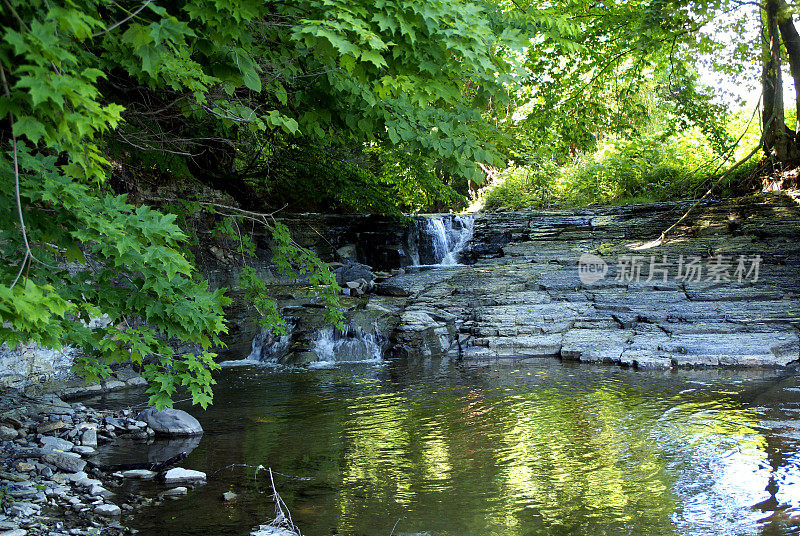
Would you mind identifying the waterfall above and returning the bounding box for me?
[311,324,384,365]
[221,324,293,366]
[407,215,474,266]
[249,325,293,362]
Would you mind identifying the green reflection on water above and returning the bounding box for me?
[128,361,777,536]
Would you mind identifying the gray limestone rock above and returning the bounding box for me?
[42,451,86,473]
[80,428,97,448]
[162,468,206,484]
[39,436,74,452]
[138,407,203,436]
[94,503,121,516]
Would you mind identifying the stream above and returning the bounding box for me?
[85,358,800,536]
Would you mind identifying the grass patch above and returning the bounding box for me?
[482,127,761,210]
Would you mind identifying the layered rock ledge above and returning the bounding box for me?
[380,193,800,368]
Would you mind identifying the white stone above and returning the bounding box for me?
[121,469,156,480]
[250,525,298,536]
[80,428,97,448]
[160,486,187,497]
[71,445,97,457]
[89,485,113,498]
[162,468,206,484]
[0,529,27,536]
[39,436,74,452]
[94,503,121,516]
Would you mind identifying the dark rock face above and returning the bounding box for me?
[333,263,375,285]
[378,194,800,369]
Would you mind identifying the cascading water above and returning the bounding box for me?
[407,214,474,266]
[311,324,384,365]
[221,324,293,366]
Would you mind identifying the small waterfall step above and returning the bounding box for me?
[407,214,474,266]
[311,324,384,365]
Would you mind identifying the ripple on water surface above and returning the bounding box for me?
[87,360,800,536]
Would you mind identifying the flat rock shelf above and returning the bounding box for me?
[379,193,800,368]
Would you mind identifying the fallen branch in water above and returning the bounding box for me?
[249,467,303,536]
[87,451,188,473]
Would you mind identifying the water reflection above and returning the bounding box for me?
[108,360,800,536]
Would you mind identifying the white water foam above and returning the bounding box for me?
[220,324,293,367]
[310,325,384,366]
[408,215,474,266]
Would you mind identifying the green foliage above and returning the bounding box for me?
[271,222,344,328]
[254,143,468,214]
[240,266,285,334]
[371,145,469,213]
[483,129,725,210]
[239,223,344,334]
[494,0,749,172]
[0,149,228,409]
[0,0,351,408]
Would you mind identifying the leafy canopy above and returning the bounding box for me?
[0,0,528,406]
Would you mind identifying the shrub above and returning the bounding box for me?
[483,129,727,210]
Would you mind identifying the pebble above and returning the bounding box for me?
[104,418,124,430]
[0,471,26,482]
[35,421,65,434]
[42,452,86,473]
[0,426,18,441]
[71,446,96,457]
[72,475,102,489]
[7,503,38,518]
[44,485,69,497]
[88,485,113,498]
[159,487,187,498]
[80,429,97,448]
[39,436,74,452]
[14,463,34,473]
[121,469,156,480]
[93,504,121,517]
[0,529,27,536]
[222,491,238,501]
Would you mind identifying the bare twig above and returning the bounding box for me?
[636,107,774,250]
[1,65,33,289]
[268,468,302,535]
[1,0,29,31]
[389,517,402,536]
[93,0,153,37]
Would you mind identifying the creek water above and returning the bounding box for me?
[88,359,800,536]
[407,215,474,266]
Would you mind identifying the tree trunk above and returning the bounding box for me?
[777,2,800,136]
[762,0,799,162]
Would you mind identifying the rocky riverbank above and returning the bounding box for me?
[3,193,799,387]
[381,193,800,367]
[0,387,207,536]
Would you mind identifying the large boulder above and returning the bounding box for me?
[138,407,203,436]
[333,263,375,285]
